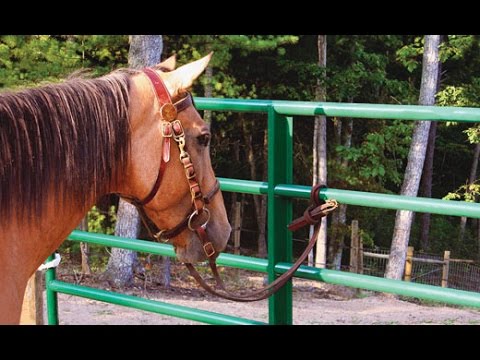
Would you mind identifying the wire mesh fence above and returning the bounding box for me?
[233,223,480,292]
[362,247,389,278]
[410,252,444,287]
[359,247,480,292]
[448,260,480,292]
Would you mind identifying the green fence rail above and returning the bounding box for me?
[45,97,480,325]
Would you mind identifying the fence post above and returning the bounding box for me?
[45,254,59,325]
[267,108,293,325]
[358,231,364,275]
[442,250,451,288]
[404,246,414,282]
[20,271,44,325]
[233,201,242,255]
[350,220,359,273]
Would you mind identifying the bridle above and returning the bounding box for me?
[121,68,219,257]
[122,68,339,302]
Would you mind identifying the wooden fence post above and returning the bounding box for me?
[233,201,242,255]
[404,246,414,282]
[358,230,364,275]
[442,250,451,288]
[20,271,44,325]
[350,220,359,273]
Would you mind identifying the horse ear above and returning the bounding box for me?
[163,52,212,97]
[155,55,177,71]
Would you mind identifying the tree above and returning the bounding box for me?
[385,35,441,280]
[105,35,163,287]
[419,36,443,251]
[311,35,328,268]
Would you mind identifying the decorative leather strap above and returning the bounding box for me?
[143,67,173,106]
[134,71,192,207]
[135,158,168,206]
[153,180,221,240]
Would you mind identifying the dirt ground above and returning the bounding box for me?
[42,261,480,325]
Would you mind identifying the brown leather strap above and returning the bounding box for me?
[184,185,338,302]
[135,179,221,242]
[134,77,192,207]
[143,67,173,106]
[175,93,193,112]
[135,158,168,206]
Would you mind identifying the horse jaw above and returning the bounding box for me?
[174,222,230,264]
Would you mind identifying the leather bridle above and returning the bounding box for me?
[122,68,339,302]
[121,68,219,253]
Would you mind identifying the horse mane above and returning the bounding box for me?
[0,69,139,220]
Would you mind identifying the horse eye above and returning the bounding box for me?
[197,133,211,147]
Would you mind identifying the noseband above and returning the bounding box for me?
[122,68,219,258]
[122,68,339,302]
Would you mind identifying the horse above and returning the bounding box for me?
[0,53,231,324]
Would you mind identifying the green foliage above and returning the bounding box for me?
[444,180,480,203]
[334,120,412,189]
[3,34,480,260]
[359,228,375,248]
[396,36,424,73]
[0,35,128,89]
[87,205,117,235]
[464,126,480,144]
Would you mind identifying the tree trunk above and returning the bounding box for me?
[203,42,213,125]
[331,118,352,269]
[419,38,442,251]
[229,140,240,243]
[257,131,268,258]
[106,35,163,287]
[385,35,441,280]
[459,142,480,242]
[106,199,142,286]
[419,122,437,251]
[128,36,164,69]
[312,35,328,268]
[78,216,91,274]
[478,220,480,262]
[242,118,267,258]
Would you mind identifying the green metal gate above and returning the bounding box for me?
[45,98,480,325]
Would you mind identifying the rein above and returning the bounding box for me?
[125,68,338,302]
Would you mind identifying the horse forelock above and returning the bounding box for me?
[0,69,138,221]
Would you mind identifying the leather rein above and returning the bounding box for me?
[123,68,339,302]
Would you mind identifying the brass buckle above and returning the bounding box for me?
[160,103,177,121]
[161,122,173,137]
[203,242,216,258]
[172,120,184,139]
[323,199,339,214]
[184,165,196,179]
[153,229,170,243]
[190,184,202,199]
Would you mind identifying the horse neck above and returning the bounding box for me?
[0,188,96,283]
[0,187,95,324]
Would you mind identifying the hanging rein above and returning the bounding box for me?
[122,68,338,302]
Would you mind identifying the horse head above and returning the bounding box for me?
[118,54,231,263]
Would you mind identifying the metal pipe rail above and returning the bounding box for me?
[218,178,480,218]
[64,231,480,309]
[195,97,480,122]
[48,279,265,325]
